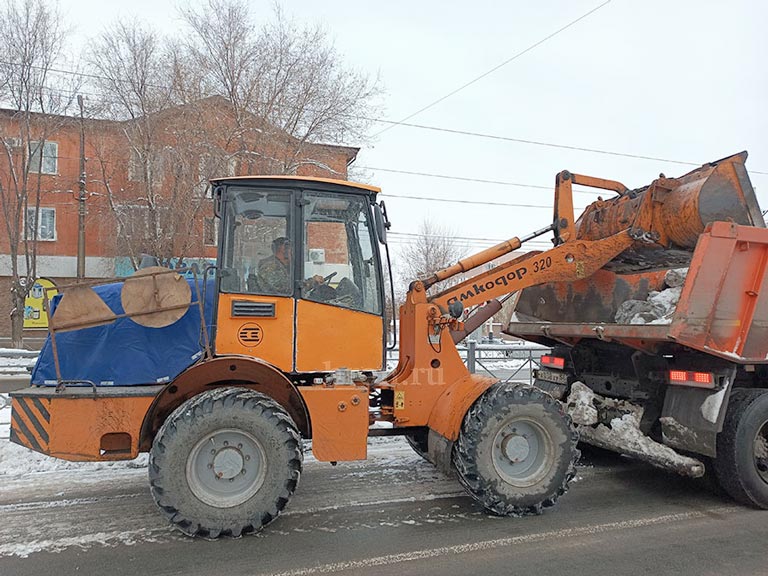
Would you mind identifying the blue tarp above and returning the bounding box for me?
[32,278,215,387]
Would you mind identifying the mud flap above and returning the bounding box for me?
[427,429,456,477]
[660,369,735,457]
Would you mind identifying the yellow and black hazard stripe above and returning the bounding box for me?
[10,397,51,454]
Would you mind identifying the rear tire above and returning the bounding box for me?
[453,382,578,515]
[714,388,768,509]
[149,387,302,537]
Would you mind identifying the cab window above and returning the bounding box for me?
[220,189,293,295]
[301,192,382,314]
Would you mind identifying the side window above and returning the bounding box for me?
[221,190,293,295]
[25,207,56,241]
[29,141,57,175]
[301,193,382,314]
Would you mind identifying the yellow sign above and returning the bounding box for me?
[394,391,405,410]
[24,278,57,329]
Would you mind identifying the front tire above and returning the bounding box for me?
[149,387,302,538]
[714,388,768,509]
[453,382,578,515]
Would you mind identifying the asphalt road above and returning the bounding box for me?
[1,439,766,576]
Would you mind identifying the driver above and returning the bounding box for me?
[258,237,324,295]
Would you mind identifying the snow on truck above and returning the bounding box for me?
[9,151,768,538]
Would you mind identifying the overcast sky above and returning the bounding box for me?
[58,0,768,259]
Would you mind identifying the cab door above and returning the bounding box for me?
[215,187,295,372]
[295,191,385,372]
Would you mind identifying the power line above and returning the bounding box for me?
[5,62,767,177]
[382,192,587,210]
[391,231,524,244]
[374,0,613,136]
[362,166,607,195]
[367,120,768,177]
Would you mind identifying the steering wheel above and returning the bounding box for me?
[305,272,338,303]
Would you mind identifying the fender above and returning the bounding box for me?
[139,355,310,451]
[427,373,498,441]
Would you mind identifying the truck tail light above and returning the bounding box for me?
[541,355,565,369]
[668,370,715,388]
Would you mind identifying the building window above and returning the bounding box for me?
[29,141,58,175]
[196,153,237,198]
[204,217,218,246]
[128,148,164,186]
[25,207,56,241]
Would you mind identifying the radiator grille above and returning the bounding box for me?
[231,300,275,318]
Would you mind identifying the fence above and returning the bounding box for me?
[0,394,9,440]
[386,340,550,385]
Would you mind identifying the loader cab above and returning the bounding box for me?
[211,177,387,374]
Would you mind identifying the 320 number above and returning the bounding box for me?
[533,257,552,272]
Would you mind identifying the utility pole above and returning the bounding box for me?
[77,95,86,279]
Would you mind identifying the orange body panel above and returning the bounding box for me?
[295,300,383,372]
[11,390,156,461]
[384,286,494,436]
[299,385,369,461]
[216,293,295,372]
[671,222,768,362]
[427,373,498,441]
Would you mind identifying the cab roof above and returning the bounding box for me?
[209,175,381,194]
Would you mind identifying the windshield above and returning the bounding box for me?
[301,192,382,315]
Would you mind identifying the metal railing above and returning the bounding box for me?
[0,394,10,440]
[386,340,550,385]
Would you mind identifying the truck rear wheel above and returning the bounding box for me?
[453,382,578,515]
[714,388,768,509]
[149,387,302,538]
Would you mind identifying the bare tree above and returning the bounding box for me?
[180,0,381,174]
[87,20,222,270]
[396,219,467,295]
[0,0,78,346]
[86,4,381,271]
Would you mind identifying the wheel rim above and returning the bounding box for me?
[753,418,768,485]
[186,428,267,508]
[492,418,554,488]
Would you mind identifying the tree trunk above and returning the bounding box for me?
[9,286,25,349]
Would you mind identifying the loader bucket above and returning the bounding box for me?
[575,152,763,272]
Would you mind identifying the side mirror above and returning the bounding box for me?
[373,201,390,245]
[213,185,224,218]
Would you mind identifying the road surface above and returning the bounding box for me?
[1,438,766,576]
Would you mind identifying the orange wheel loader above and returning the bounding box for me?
[10,154,757,537]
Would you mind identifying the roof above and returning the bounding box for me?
[210,174,381,194]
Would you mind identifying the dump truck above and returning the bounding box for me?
[8,151,764,537]
[507,151,768,508]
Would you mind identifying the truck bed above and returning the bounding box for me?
[508,222,768,364]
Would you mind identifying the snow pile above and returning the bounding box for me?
[0,348,37,375]
[580,411,703,477]
[565,382,599,426]
[565,382,705,477]
[614,268,687,325]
